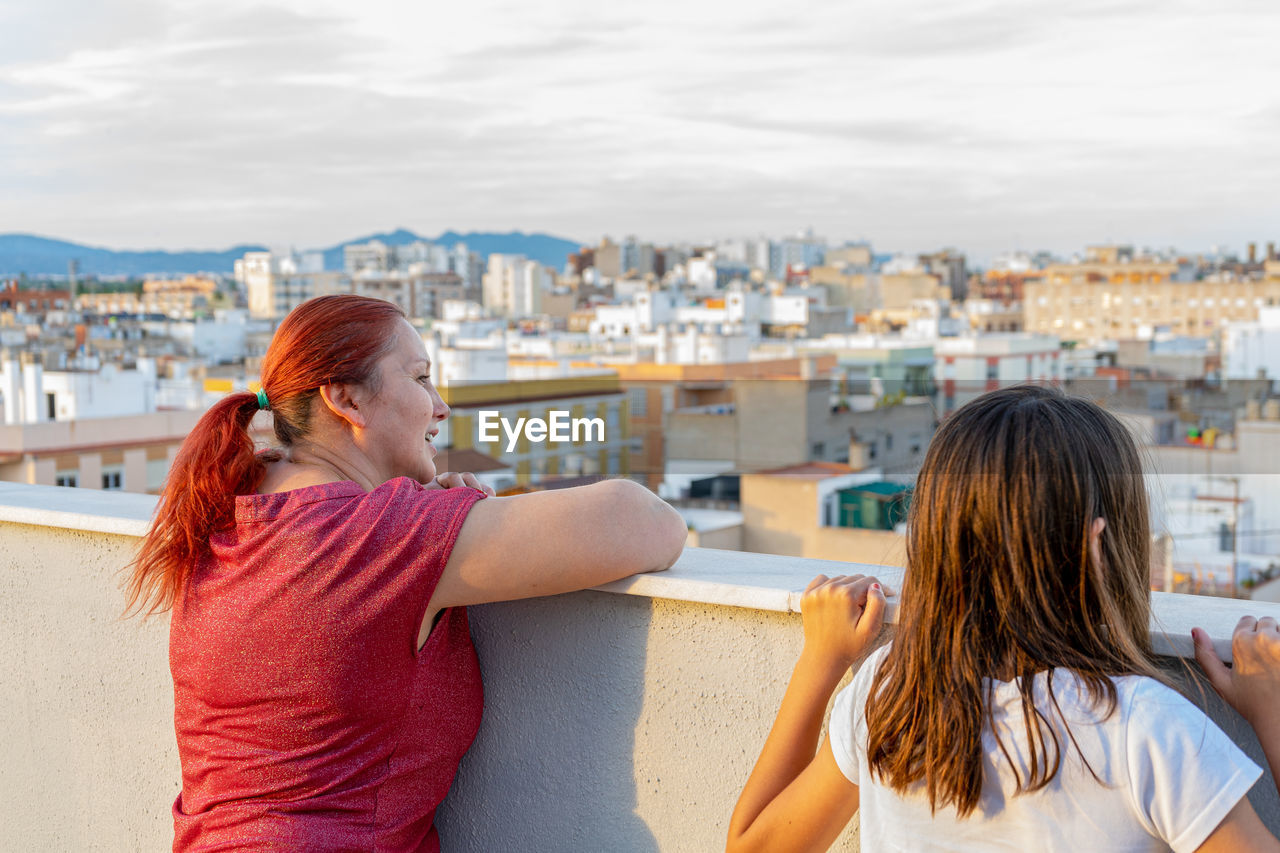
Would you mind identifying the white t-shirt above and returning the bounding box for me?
[829,645,1261,853]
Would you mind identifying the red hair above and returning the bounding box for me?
[124,295,406,616]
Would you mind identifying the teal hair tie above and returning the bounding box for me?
[256,388,270,411]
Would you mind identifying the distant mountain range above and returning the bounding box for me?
[0,229,583,277]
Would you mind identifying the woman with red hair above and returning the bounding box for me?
[127,294,687,851]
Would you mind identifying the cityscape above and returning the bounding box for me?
[2,228,1279,598]
[6,0,1280,847]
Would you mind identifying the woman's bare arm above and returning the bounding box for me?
[427,478,686,617]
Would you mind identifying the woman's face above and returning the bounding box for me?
[359,319,449,485]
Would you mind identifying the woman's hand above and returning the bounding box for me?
[426,470,495,496]
[1194,617,1280,729]
[800,574,889,670]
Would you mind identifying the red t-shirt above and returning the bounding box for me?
[170,478,486,852]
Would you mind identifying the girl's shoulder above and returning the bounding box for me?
[1107,671,1206,724]
[1015,669,1206,736]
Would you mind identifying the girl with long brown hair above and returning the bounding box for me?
[729,385,1280,852]
[129,294,687,851]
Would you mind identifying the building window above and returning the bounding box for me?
[56,473,77,488]
[628,388,648,418]
[102,469,123,490]
[811,441,825,458]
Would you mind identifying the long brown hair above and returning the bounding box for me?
[865,384,1165,816]
[123,295,406,616]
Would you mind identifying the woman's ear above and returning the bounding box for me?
[1089,517,1107,568]
[318,382,367,429]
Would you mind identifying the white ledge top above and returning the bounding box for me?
[0,484,1275,663]
[0,482,156,537]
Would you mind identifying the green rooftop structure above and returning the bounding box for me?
[835,481,912,531]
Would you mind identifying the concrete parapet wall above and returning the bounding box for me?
[0,485,1277,850]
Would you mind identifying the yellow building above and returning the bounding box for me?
[77,275,222,316]
[440,375,630,486]
[1025,258,1280,342]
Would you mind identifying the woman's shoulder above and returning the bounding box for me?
[234,479,366,523]
[235,476,474,524]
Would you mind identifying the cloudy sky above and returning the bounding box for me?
[1,0,1277,260]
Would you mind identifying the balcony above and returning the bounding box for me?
[0,482,1277,850]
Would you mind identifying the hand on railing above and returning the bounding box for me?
[1194,617,1280,805]
[800,574,889,671]
[1193,617,1280,730]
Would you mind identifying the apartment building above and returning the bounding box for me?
[816,337,935,402]
[75,275,221,317]
[1224,307,1280,380]
[661,377,934,502]
[0,409,205,493]
[963,298,1024,333]
[935,333,1063,414]
[1024,250,1280,342]
[351,271,476,320]
[482,254,557,318]
[236,251,348,319]
[0,283,71,313]
[344,240,483,290]
[611,356,836,491]
[807,267,948,330]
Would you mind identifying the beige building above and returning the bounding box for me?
[808,268,948,330]
[612,357,837,491]
[237,252,349,319]
[351,272,476,320]
[823,245,874,268]
[481,255,557,318]
[871,273,949,330]
[77,276,221,316]
[741,462,906,566]
[1025,259,1280,342]
[0,409,206,493]
[808,266,877,314]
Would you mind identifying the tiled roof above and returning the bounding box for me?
[432,448,511,473]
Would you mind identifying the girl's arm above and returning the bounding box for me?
[726,574,887,853]
[1193,618,1280,853]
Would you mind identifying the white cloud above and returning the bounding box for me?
[1,0,1278,258]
